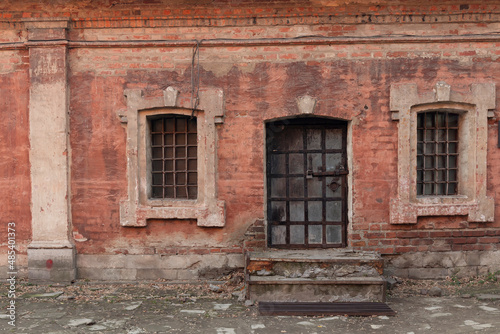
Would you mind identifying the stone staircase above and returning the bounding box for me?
[245,249,386,303]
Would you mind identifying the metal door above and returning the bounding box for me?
[266,118,348,248]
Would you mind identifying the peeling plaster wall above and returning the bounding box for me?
[0,49,30,278]
[1,0,500,280]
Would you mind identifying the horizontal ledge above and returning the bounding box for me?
[248,250,382,262]
[28,241,75,249]
[3,34,500,50]
[248,258,382,264]
[67,34,500,48]
[248,276,385,285]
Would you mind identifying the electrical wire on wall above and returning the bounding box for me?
[190,39,204,117]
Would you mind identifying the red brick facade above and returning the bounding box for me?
[1,0,500,281]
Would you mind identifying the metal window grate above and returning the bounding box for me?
[417,111,459,196]
[150,115,197,199]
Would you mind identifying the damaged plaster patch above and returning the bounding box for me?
[187,260,202,269]
[203,62,257,77]
[73,230,88,242]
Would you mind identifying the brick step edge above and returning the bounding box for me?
[248,275,386,285]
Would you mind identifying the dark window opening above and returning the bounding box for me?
[417,111,459,196]
[150,115,197,199]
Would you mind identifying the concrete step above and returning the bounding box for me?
[245,250,386,303]
[247,249,384,278]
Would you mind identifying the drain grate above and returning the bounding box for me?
[259,302,396,316]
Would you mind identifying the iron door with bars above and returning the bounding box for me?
[266,119,348,248]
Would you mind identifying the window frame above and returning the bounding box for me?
[119,87,225,227]
[411,105,471,203]
[140,110,201,206]
[390,82,495,224]
[416,110,460,197]
[148,114,198,201]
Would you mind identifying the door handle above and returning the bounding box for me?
[328,177,341,192]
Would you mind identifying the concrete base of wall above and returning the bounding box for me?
[28,247,76,282]
[76,253,244,281]
[0,266,27,279]
[384,250,500,279]
[16,250,500,282]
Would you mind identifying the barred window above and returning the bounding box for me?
[417,111,459,196]
[150,115,197,199]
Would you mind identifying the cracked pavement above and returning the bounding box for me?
[1,279,500,334]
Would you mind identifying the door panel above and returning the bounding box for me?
[266,118,348,248]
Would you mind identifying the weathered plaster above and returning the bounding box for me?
[390,82,495,224]
[120,86,226,227]
[77,253,243,280]
[26,19,76,282]
[385,250,500,279]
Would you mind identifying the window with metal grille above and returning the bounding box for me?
[417,111,459,196]
[150,115,197,199]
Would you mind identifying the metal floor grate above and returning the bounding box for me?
[259,302,396,316]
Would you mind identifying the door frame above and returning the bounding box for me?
[264,116,351,249]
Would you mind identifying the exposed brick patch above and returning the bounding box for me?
[352,228,500,255]
[429,231,453,238]
[387,51,408,58]
[395,246,417,253]
[155,247,243,255]
[244,219,266,251]
[479,237,500,244]
[463,230,487,237]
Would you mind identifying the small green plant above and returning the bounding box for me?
[485,270,500,283]
[449,274,462,286]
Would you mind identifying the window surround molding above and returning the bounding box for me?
[119,86,225,227]
[390,81,495,224]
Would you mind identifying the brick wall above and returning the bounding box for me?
[0,47,30,276]
[1,0,500,279]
